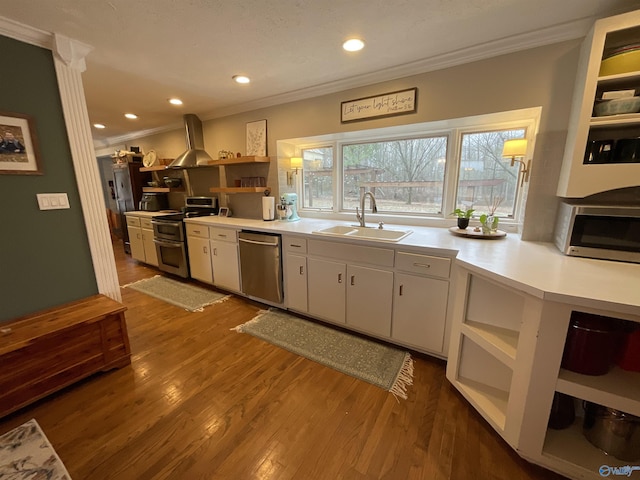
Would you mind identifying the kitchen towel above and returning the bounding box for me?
[262,196,275,221]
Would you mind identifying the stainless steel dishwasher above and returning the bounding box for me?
[238,231,283,304]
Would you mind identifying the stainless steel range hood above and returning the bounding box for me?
[168,114,214,168]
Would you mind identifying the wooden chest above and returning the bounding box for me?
[0,294,130,418]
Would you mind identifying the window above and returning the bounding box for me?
[455,129,525,218]
[280,107,540,226]
[342,137,448,214]
[301,146,333,210]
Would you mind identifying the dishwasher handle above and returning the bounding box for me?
[238,237,279,247]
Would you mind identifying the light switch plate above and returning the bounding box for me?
[37,193,70,210]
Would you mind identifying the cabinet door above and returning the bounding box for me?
[285,253,307,312]
[211,240,240,292]
[141,228,158,266]
[127,225,145,262]
[307,257,346,324]
[346,264,393,337]
[392,272,448,353]
[187,236,213,284]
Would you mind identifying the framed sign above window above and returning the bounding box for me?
[0,111,42,175]
[341,88,417,123]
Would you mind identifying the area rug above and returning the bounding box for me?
[0,418,71,479]
[233,309,414,399]
[122,275,230,312]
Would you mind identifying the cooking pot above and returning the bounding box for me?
[163,177,182,188]
[584,402,640,461]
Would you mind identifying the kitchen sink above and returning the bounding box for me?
[313,225,412,242]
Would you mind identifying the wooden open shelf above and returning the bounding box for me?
[210,187,270,194]
[204,156,270,166]
[142,187,184,193]
[140,165,170,172]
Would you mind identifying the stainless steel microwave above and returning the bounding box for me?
[554,203,640,263]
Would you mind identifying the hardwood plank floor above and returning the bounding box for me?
[0,240,567,479]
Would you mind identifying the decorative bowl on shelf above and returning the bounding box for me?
[163,177,182,188]
[593,96,640,116]
[599,45,640,77]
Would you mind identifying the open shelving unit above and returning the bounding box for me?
[558,10,640,197]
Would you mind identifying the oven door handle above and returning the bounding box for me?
[153,239,183,248]
[152,220,183,228]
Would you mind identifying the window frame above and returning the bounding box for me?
[278,107,541,229]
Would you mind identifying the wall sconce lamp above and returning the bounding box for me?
[502,139,531,187]
[287,157,303,186]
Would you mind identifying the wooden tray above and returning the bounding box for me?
[448,226,506,239]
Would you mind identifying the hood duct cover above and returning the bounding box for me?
[169,114,214,168]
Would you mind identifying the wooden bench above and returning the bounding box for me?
[0,294,130,418]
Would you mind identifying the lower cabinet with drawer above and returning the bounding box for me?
[302,240,452,355]
[209,226,241,292]
[391,251,451,354]
[186,223,213,284]
[125,214,158,266]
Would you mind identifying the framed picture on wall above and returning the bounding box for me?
[0,111,42,175]
[246,119,267,156]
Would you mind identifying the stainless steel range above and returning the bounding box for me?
[151,197,218,278]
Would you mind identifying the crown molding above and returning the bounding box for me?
[95,15,594,148]
[0,15,52,49]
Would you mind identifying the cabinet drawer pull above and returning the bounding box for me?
[203,246,208,254]
[213,248,218,256]
[218,234,227,238]
[413,262,431,269]
[338,273,342,283]
[193,229,201,234]
[299,266,304,275]
[290,244,302,248]
[350,275,355,286]
[399,285,404,296]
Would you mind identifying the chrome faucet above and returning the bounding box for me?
[356,191,377,227]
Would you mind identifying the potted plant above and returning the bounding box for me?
[479,196,503,234]
[451,208,474,229]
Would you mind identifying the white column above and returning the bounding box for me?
[52,34,122,302]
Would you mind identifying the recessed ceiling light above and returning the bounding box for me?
[93,123,106,129]
[169,98,183,105]
[233,75,250,84]
[343,38,365,52]
[124,113,138,119]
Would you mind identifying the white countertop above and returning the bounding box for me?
[180,215,640,316]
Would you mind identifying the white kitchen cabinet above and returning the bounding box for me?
[285,254,308,312]
[126,215,157,266]
[140,218,158,266]
[186,223,213,284]
[446,264,640,480]
[391,251,451,355]
[210,227,240,292]
[283,236,308,312]
[346,264,393,337]
[558,9,640,197]
[392,273,448,354]
[127,224,145,263]
[307,257,346,324]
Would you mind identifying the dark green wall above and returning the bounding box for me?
[0,35,98,322]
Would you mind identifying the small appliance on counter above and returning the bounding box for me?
[262,195,275,221]
[139,192,169,211]
[278,193,300,222]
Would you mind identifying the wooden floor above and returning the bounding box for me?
[0,240,567,480]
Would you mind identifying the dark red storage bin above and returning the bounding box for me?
[561,312,620,376]
[617,325,640,372]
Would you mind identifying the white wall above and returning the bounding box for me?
[124,39,582,241]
